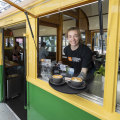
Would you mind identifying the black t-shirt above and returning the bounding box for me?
[64,44,93,76]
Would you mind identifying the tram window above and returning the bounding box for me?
[4,37,14,48]
[93,32,107,55]
[15,37,24,48]
[38,23,57,79]
[37,0,109,106]
[5,37,9,47]
[62,0,109,105]
[39,36,57,52]
[81,32,86,43]
[116,47,120,113]
[62,35,69,55]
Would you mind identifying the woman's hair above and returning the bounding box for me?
[66,27,81,44]
[66,27,81,38]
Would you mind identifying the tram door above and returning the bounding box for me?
[2,26,27,119]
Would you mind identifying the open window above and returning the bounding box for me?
[37,0,109,105]
[37,13,59,79]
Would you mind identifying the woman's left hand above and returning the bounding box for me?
[77,72,86,81]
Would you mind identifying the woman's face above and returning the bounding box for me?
[67,30,80,47]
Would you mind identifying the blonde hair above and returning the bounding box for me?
[66,27,81,37]
[66,27,81,44]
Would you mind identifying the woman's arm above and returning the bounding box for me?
[77,68,87,80]
[81,68,88,74]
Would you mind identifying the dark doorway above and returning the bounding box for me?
[3,28,27,120]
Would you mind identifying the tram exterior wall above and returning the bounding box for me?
[27,82,99,120]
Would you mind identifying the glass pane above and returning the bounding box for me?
[4,37,14,48]
[9,37,14,47]
[42,36,57,52]
[16,38,24,48]
[116,48,120,113]
[62,35,69,55]
[38,23,57,80]
[62,0,109,105]
[94,32,107,55]
[81,32,86,44]
[5,37,8,47]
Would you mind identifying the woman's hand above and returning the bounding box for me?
[77,72,87,81]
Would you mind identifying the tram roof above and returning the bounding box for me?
[0,0,37,18]
[0,0,108,21]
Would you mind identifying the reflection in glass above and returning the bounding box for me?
[81,32,86,43]
[9,37,14,47]
[116,48,120,113]
[62,35,69,55]
[16,38,24,48]
[38,25,57,78]
[94,32,107,55]
[5,37,14,48]
[5,38,8,47]
[39,36,56,52]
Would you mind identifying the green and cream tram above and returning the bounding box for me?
[0,0,120,120]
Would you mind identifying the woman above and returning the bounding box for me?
[13,42,23,63]
[39,42,49,61]
[64,27,93,81]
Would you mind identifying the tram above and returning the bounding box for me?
[0,0,120,120]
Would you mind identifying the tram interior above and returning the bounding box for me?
[4,22,27,120]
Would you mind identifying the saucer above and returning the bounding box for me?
[49,78,65,86]
[67,81,86,90]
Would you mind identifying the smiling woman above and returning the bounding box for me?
[64,27,93,77]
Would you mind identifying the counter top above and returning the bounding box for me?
[5,60,19,68]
